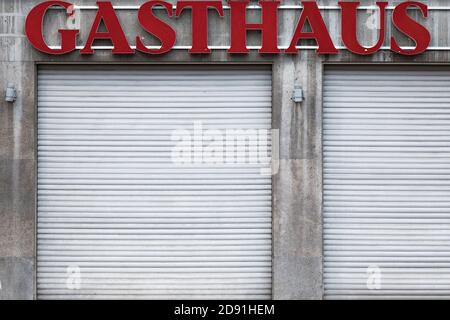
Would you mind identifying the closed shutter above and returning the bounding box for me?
[37,66,272,300]
[324,66,450,299]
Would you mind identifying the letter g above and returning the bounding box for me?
[26,1,79,55]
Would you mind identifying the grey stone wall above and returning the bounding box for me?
[1,0,450,300]
[0,0,36,299]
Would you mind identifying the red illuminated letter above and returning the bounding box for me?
[340,1,388,55]
[175,1,224,53]
[391,1,430,55]
[25,1,79,55]
[228,0,280,54]
[136,1,176,54]
[286,1,337,54]
[81,1,133,54]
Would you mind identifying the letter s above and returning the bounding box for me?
[136,1,176,54]
[391,1,430,55]
[25,1,79,55]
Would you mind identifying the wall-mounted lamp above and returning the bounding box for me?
[5,83,17,103]
[292,86,304,103]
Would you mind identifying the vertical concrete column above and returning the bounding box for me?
[272,52,323,299]
[0,1,36,300]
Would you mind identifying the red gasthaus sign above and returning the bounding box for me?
[25,0,431,56]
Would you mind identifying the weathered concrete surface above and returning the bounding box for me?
[0,0,36,300]
[0,257,34,300]
[271,51,323,299]
[1,0,450,300]
[0,62,36,299]
[273,159,323,299]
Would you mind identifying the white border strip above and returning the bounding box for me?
[48,45,446,51]
[49,5,450,10]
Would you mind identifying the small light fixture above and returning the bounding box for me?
[5,83,17,103]
[292,86,304,103]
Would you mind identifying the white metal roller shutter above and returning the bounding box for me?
[323,66,450,299]
[37,66,272,300]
